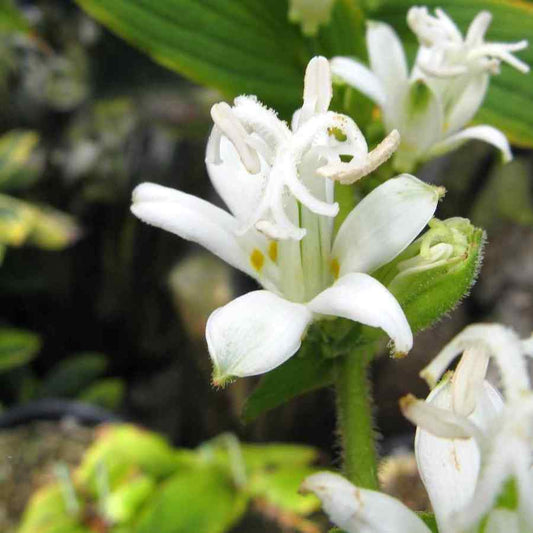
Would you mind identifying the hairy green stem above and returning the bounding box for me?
[334,345,378,489]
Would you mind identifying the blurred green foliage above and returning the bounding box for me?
[19,424,323,533]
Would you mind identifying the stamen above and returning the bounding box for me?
[451,347,490,416]
[400,393,482,441]
[297,56,332,128]
[318,129,400,184]
[210,102,261,174]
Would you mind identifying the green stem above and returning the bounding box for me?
[335,345,379,489]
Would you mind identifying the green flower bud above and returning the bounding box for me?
[373,217,485,334]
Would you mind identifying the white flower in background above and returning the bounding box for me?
[330,8,529,171]
[301,471,431,533]
[288,0,336,36]
[132,57,443,385]
[402,324,533,533]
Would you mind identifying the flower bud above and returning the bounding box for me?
[373,217,485,334]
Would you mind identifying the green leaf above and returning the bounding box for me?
[0,193,37,246]
[240,443,319,471]
[75,0,366,117]
[242,339,335,422]
[78,378,125,409]
[104,475,156,524]
[0,130,42,191]
[75,424,180,495]
[471,158,533,229]
[18,483,88,533]
[0,327,41,373]
[39,352,108,398]
[0,193,80,250]
[365,0,533,147]
[0,0,31,33]
[27,205,80,251]
[249,465,320,515]
[135,465,247,533]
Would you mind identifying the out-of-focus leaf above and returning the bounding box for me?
[250,466,320,515]
[0,193,37,246]
[17,483,85,533]
[39,352,108,398]
[471,158,533,229]
[75,424,180,494]
[135,465,247,533]
[0,327,41,373]
[75,0,366,117]
[0,193,80,250]
[27,205,81,250]
[240,443,319,471]
[365,0,533,147]
[103,475,155,524]
[0,0,30,33]
[78,378,125,409]
[0,130,42,191]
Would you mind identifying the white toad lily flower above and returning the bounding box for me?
[132,57,442,385]
[331,8,529,171]
[301,472,431,533]
[402,324,533,533]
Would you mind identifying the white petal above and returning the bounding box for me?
[206,290,312,384]
[412,381,503,533]
[444,74,489,134]
[332,175,441,276]
[367,21,409,92]
[397,80,444,157]
[420,323,530,400]
[330,56,386,107]
[131,183,260,279]
[301,472,431,533]
[308,273,412,355]
[427,125,512,163]
[206,134,265,224]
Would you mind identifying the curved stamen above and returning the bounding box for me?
[210,102,261,173]
[318,129,400,184]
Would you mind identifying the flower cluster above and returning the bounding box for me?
[331,8,529,170]
[303,323,533,532]
[132,56,443,385]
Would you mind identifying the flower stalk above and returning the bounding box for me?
[334,342,379,490]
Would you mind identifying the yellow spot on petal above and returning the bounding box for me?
[268,241,278,262]
[250,248,265,272]
[330,258,340,279]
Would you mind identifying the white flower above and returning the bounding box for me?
[301,471,431,533]
[330,8,529,171]
[131,57,442,385]
[401,324,533,533]
[288,0,336,36]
